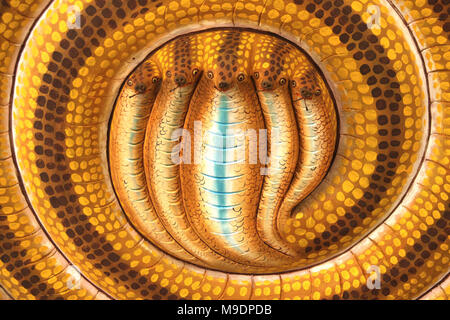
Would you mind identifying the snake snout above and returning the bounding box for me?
[218,81,230,91]
[301,88,313,99]
[135,83,147,93]
[175,75,187,86]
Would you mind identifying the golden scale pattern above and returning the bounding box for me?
[0,0,447,299]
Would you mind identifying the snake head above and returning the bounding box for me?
[205,53,249,92]
[165,66,202,89]
[291,71,321,101]
[253,69,288,91]
[251,36,293,91]
[155,36,202,90]
[252,47,289,91]
[206,68,250,92]
[203,31,251,92]
[125,60,161,97]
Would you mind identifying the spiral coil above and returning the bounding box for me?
[0,0,448,300]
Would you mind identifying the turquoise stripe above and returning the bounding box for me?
[202,93,243,251]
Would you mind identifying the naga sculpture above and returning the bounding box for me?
[0,0,448,300]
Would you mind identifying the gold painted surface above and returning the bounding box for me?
[0,0,446,299]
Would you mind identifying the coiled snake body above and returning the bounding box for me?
[0,0,448,300]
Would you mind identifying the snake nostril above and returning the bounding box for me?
[175,76,186,85]
[262,81,272,89]
[301,89,312,98]
[218,82,229,90]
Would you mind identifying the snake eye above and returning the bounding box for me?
[152,77,159,83]
[315,89,322,96]
[237,74,245,82]
[254,72,259,79]
[207,71,214,79]
[292,81,296,88]
[279,78,286,85]
[192,68,199,76]
[127,80,133,86]
[166,71,172,77]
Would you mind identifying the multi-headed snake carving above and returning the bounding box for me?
[0,0,448,300]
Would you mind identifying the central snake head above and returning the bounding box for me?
[203,30,252,92]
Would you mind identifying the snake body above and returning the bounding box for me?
[143,37,212,267]
[0,0,448,300]
[252,37,301,255]
[110,61,200,264]
[278,70,338,243]
[181,72,295,269]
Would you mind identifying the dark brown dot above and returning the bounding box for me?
[360,64,370,75]
[365,50,376,60]
[306,3,316,12]
[371,87,382,98]
[339,33,349,43]
[86,5,96,15]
